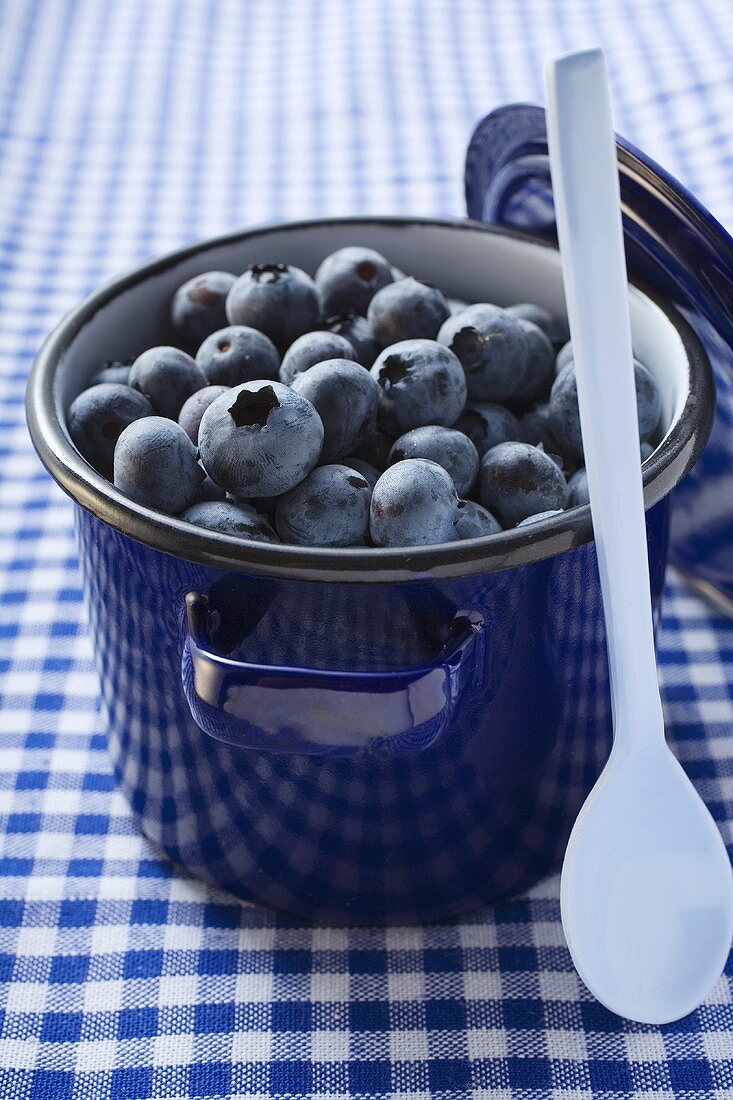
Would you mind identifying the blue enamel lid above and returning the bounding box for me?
[465,104,733,606]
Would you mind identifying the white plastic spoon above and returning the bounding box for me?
[545,47,733,1024]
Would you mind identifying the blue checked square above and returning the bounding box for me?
[506,1056,552,1089]
[59,899,97,927]
[197,949,237,975]
[497,945,538,971]
[30,1070,74,1100]
[188,1062,232,1097]
[0,900,24,926]
[668,1059,713,1091]
[40,1012,83,1043]
[424,998,467,1030]
[74,814,108,835]
[428,1058,471,1092]
[6,813,41,834]
[33,692,64,711]
[50,955,89,984]
[503,998,544,1029]
[123,949,164,979]
[349,1060,392,1093]
[111,1066,154,1099]
[118,1007,158,1039]
[203,902,241,927]
[270,1060,313,1096]
[15,771,48,790]
[588,1059,634,1091]
[273,948,312,974]
[580,1000,625,1032]
[422,947,463,972]
[130,898,169,924]
[349,1000,390,1031]
[194,1001,235,1034]
[272,1000,312,1031]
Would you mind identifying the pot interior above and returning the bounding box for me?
[55,219,689,442]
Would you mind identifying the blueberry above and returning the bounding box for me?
[568,444,652,509]
[180,500,279,542]
[89,360,132,387]
[371,339,466,434]
[198,380,323,498]
[237,493,278,525]
[315,246,393,317]
[129,346,207,419]
[513,319,555,402]
[171,271,236,350]
[275,463,371,547]
[177,385,229,444]
[554,340,643,378]
[196,475,227,502]
[567,467,589,506]
[505,303,568,345]
[226,263,320,353]
[438,304,530,402]
[325,312,380,367]
[370,459,459,547]
[344,458,381,489]
[519,404,559,452]
[548,359,661,460]
[516,509,565,527]
[279,330,358,384]
[114,417,203,514]
[555,341,574,375]
[367,278,450,345]
[390,425,478,497]
[479,441,568,527]
[455,499,502,539]
[196,325,280,387]
[68,383,154,479]
[349,421,395,470]
[454,402,521,458]
[291,358,379,463]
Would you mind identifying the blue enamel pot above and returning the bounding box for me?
[27,217,713,924]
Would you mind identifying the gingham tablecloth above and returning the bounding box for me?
[2,1,733,1096]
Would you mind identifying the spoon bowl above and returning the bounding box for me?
[562,740,733,1024]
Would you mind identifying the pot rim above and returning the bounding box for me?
[26,215,715,583]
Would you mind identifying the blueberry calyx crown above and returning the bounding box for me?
[449,325,486,367]
[228,385,280,428]
[377,354,410,389]
[248,262,289,283]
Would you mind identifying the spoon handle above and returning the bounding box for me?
[545,49,664,746]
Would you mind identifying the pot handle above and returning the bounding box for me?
[181,592,484,756]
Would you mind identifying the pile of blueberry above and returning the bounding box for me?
[68,246,662,548]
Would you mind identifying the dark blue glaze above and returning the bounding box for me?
[465,104,733,604]
[75,496,670,924]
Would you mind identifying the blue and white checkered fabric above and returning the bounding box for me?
[2,0,733,1095]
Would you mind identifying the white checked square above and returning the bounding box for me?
[467,1027,508,1060]
[6,981,48,1014]
[311,1030,349,1063]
